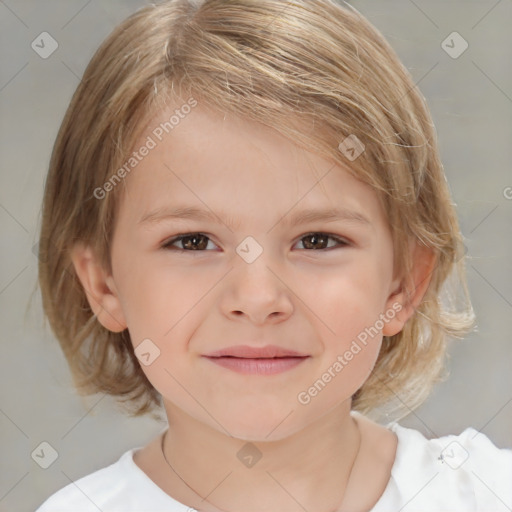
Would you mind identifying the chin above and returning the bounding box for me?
[218,405,307,443]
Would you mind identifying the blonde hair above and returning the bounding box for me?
[35,0,474,420]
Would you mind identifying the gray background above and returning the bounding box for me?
[1,1,511,510]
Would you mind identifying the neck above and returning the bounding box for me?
[161,399,361,512]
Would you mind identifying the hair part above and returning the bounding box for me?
[35,0,475,421]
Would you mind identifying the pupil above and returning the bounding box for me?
[304,234,326,249]
[185,235,206,250]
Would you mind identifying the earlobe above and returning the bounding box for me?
[70,243,127,333]
[382,242,437,337]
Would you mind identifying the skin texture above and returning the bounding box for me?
[71,101,435,512]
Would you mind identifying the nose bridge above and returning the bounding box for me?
[222,234,293,322]
[233,234,279,289]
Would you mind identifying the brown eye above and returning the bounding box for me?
[162,233,213,251]
[161,232,349,253]
[296,233,349,250]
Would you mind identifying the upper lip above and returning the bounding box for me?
[203,345,308,358]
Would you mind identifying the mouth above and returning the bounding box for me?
[204,344,307,358]
[202,345,310,375]
[202,355,310,375]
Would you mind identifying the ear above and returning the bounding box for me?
[70,243,127,333]
[382,241,437,337]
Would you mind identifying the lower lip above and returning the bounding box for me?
[203,356,309,375]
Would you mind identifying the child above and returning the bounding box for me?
[35,0,512,510]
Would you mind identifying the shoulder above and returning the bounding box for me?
[35,447,184,512]
[372,421,512,512]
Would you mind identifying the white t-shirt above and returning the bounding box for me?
[36,419,512,512]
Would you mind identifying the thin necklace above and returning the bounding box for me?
[160,419,362,512]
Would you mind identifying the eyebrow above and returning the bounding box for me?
[138,205,371,230]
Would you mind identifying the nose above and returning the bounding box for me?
[221,255,294,325]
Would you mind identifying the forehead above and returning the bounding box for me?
[116,101,388,232]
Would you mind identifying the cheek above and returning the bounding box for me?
[118,259,203,339]
[298,258,388,388]
[116,262,211,386]
[307,258,389,338]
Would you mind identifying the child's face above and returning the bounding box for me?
[103,101,406,440]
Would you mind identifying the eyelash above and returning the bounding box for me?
[161,232,350,252]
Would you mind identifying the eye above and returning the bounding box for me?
[161,232,349,252]
[161,233,217,252]
[294,232,350,250]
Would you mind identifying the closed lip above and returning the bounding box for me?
[203,345,308,359]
